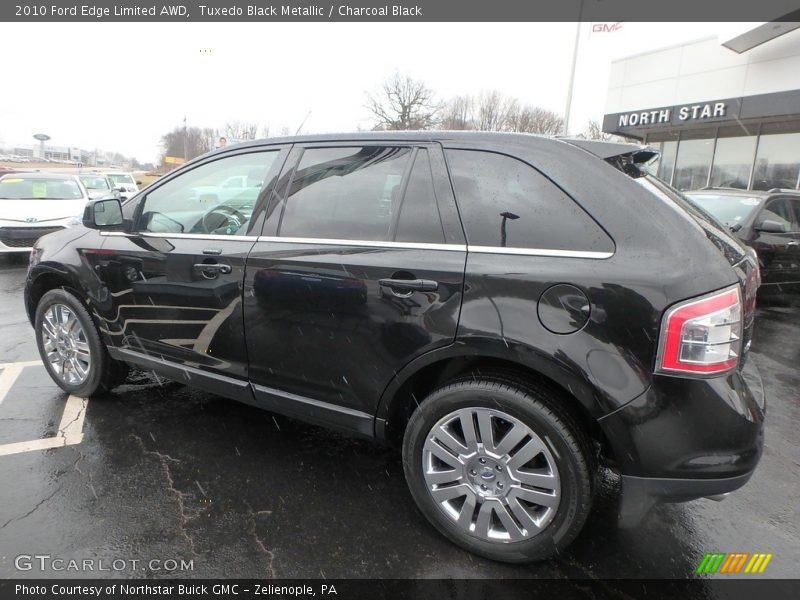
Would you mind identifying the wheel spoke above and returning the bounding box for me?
[507,437,544,471]
[476,411,495,452]
[494,502,526,541]
[509,485,559,509]
[493,422,528,457]
[474,501,493,538]
[74,341,91,360]
[424,439,463,470]
[430,483,471,503]
[514,469,559,493]
[455,490,477,528]
[458,411,479,453]
[507,495,543,533]
[432,424,470,455]
[425,468,462,485]
[71,357,87,378]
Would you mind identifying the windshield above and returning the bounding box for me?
[79,175,111,190]
[0,177,84,199]
[107,173,135,186]
[685,193,762,227]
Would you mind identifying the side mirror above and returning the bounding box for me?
[83,198,124,230]
[135,180,142,186]
[755,219,787,234]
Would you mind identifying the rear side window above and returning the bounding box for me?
[445,149,613,252]
[280,146,411,241]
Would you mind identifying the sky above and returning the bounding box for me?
[0,21,758,164]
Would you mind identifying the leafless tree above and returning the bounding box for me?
[223,121,260,141]
[366,73,440,130]
[512,106,564,135]
[581,119,635,142]
[474,90,516,131]
[439,95,474,130]
[159,125,214,165]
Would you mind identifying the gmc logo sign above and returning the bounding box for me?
[593,22,623,33]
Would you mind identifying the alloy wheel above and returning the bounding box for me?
[41,303,92,385]
[422,407,561,542]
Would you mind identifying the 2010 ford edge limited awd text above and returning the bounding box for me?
[24,133,765,563]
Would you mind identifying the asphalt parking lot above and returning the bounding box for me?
[0,253,798,581]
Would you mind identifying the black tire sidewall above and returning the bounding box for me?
[402,380,591,563]
[34,288,108,398]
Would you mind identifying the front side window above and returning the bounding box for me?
[445,149,613,252]
[279,146,411,241]
[760,198,800,232]
[139,152,278,235]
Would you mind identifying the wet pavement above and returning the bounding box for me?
[0,253,798,580]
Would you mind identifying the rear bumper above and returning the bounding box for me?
[599,358,765,526]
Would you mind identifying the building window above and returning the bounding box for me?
[709,135,757,190]
[673,133,715,191]
[752,127,800,191]
[656,140,678,184]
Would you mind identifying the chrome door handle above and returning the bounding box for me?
[193,263,232,274]
[788,241,799,246]
[378,278,438,292]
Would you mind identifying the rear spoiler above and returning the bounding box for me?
[561,138,658,177]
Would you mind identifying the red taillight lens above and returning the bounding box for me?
[657,285,742,376]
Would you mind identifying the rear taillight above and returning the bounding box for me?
[657,285,742,376]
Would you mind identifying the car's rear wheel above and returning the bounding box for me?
[35,288,129,397]
[402,376,594,562]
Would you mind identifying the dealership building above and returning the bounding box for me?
[603,25,800,192]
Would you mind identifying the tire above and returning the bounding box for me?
[402,376,594,563]
[34,288,129,397]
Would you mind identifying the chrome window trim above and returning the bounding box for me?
[256,236,467,252]
[468,246,613,259]
[100,231,613,258]
[100,231,259,242]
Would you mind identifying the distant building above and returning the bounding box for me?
[603,26,800,191]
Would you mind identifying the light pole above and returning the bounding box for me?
[562,0,586,136]
[183,116,188,161]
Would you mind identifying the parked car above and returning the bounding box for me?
[686,188,800,295]
[105,171,141,200]
[24,133,764,563]
[78,173,121,200]
[0,172,98,253]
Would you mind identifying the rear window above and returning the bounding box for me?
[445,149,613,253]
[107,174,135,186]
[0,177,83,199]
[686,193,762,227]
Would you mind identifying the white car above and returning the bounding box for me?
[0,173,95,253]
[105,172,140,200]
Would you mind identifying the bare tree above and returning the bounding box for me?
[506,106,564,135]
[223,121,260,141]
[439,95,474,130]
[581,119,635,142]
[366,73,440,130]
[159,125,214,165]
[474,90,516,131]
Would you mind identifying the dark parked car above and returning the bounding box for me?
[686,188,800,295]
[24,133,764,563]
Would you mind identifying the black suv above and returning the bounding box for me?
[24,133,764,563]
[686,188,800,295]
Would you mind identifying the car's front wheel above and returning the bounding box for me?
[402,376,594,562]
[35,288,128,397]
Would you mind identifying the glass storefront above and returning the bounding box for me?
[645,121,800,192]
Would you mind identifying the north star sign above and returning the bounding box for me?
[618,102,727,127]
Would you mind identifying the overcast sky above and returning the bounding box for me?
[0,22,756,163]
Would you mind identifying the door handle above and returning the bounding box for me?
[788,241,799,246]
[378,278,439,292]
[193,263,232,274]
